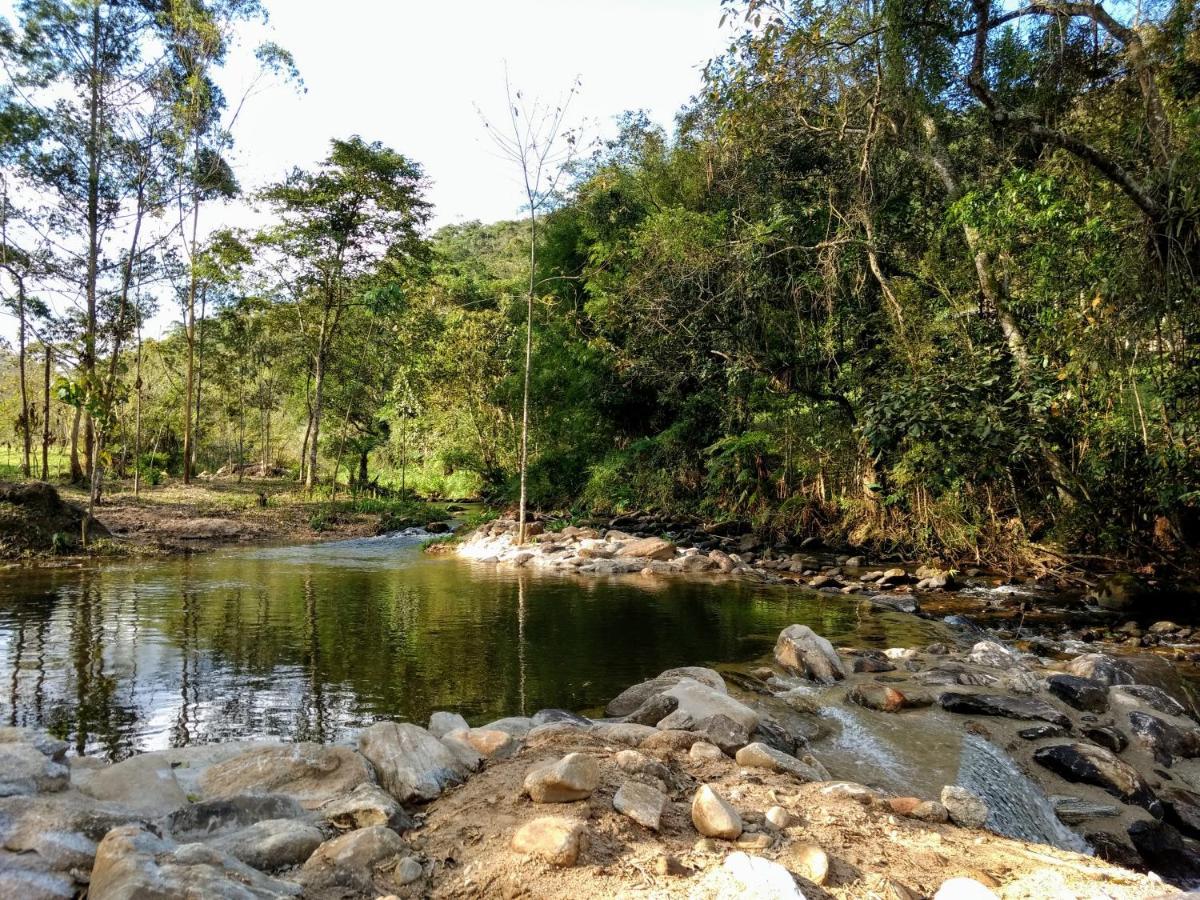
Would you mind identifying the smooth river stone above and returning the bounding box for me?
[523,753,600,803]
[357,722,470,804]
[691,784,742,839]
[774,624,846,683]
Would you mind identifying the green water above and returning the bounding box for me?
[0,533,946,759]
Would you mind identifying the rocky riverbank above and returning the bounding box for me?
[4,616,1200,898]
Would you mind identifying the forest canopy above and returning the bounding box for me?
[0,0,1197,567]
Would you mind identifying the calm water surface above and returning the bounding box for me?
[0,532,946,759]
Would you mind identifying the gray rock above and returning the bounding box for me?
[654,679,759,733]
[0,741,69,798]
[613,781,667,830]
[199,743,373,810]
[89,824,301,899]
[428,711,469,738]
[1110,684,1190,719]
[164,794,305,841]
[523,753,600,803]
[74,753,188,817]
[1046,674,1109,713]
[1051,795,1120,824]
[1065,653,1135,686]
[1083,726,1128,754]
[589,722,658,746]
[530,708,591,728]
[604,667,727,717]
[318,782,412,831]
[734,742,824,782]
[940,786,988,829]
[482,716,533,738]
[966,641,1020,669]
[358,722,470,804]
[214,818,324,872]
[395,855,423,884]
[774,625,846,683]
[300,824,405,892]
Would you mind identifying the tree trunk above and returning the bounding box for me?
[41,344,51,481]
[193,288,207,475]
[358,449,368,487]
[81,1,102,487]
[16,284,30,477]
[69,405,83,482]
[305,340,325,494]
[517,205,536,544]
[182,201,200,484]
[133,323,143,499]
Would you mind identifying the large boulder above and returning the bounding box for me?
[654,679,759,734]
[615,537,676,561]
[199,743,373,810]
[938,693,1070,728]
[774,625,846,683]
[1089,573,1150,612]
[89,824,301,899]
[164,794,305,841]
[74,753,188,817]
[212,819,324,872]
[0,730,69,798]
[1064,653,1135,686]
[318,782,412,831]
[300,825,407,893]
[604,667,727,717]
[357,722,470,804]
[1033,743,1161,815]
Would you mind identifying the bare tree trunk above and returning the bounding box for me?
[193,288,207,475]
[16,286,30,478]
[517,200,536,544]
[133,323,143,499]
[81,1,101,488]
[305,333,326,494]
[182,200,200,485]
[70,405,83,482]
[41,344,51,481]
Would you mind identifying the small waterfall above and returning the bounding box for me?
[957,734,1091,854]
[820,705,917,786]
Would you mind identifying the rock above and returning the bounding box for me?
[481,716,534,738]
[457,727,518,759]
[439,730,485,771]
[89,824,300,899]
[716,851,804,898]
[938,693,1069,727]
[319,782,412,831]
[616,536,676,561]
[511,816,586,867]
[940,786,988,829]
[808,575,843,589]
[933,878,999,899]
[1162,786,1200,838]
[641,730,704,753]
[1128,819,1200,881]
[530,708,592,728]
[1033,743,1161,815]
[1046,674,1109,713]
[0,740,69,798]
[785,842,829,885]
[818,781,884,804]
[680,554,718,573]
[774,625,846,683]
[73,753,187,817]
[1064,653,1135,686]
[1149,620,1181,635]
[357,722,470,804]
[1109,684,1190,719]
[301,824,406,891]
[847,683,909,712]
[590,722,658,745]
[214,818,324,872]
[966,641,1020,669]
[656,679,759,733]
[624,692,680,726]
[200,743,374,810]
[604,667,727,717]
[735,742,824,782]
[913,800,949,823]
[878,567,914,586]
[1018,724,1068,740]
[164,794,306,840]
[615,749,671,782]
[1089,573,1149,612]
[1083,726,1128,754]
[395,855,423,885]
[691,784,742,839]
[613,781,667,830]
[1128,711,1200,765]
[689,741,726,763]
[652,853,689,876]
[428,711,470,738]
[852,656,897,674]
[523,753,600,803]
[765,805,793,828]
[683,713,751,755]
[1051,796,1120,824]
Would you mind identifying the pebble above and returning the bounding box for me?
[940,786,989,829]
[765,805,794,828]
[789,842,830,885]
[691,784,743,839]
[736,832,773,849]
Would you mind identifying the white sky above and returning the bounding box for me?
[0,0,735,340]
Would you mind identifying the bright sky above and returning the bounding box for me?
[221,0,732,226]
[0,0,735,340]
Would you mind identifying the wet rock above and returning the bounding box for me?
[1046,674,1109,713]
[1064,653,1135,686]
[164,794,306,840]
[1110,684,1190,719]
[1033,743,1161,815]
[200,743,373,810]
[933,878,999,899]
[1051,796,1119,824]
[1162,786,1200,838]
[523,753,600,803]
[318,782,412,831]
[1018,724,1068,741]
[940,786,988,828]
[604,667,727,717]
[852,656,897,674]
[774,624,846,683]
[214,818,324,872]
[734,742,824,782]
[1083,726,1128,754]
[847,682,909,712]
[938,692,1070,727]
[300,824,405,891]
[691,784,742,839]
[89,824,300,899]
[1128,711,1200,766]
[616,536,676,560]
[428,711,469,738]
[1128,819,1200,881]
[613,781,667,830]
[357,722,471,804]
[966,641,1020,669]
[511,816,586,867]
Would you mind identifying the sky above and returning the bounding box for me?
[218,0,733,227]
[0,0,736,339]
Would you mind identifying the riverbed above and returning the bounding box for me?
[0,531,948,759]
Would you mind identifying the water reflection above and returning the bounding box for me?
[0,534,946,759]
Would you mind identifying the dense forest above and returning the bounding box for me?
[0,0,1197,567]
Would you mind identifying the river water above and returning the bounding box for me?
[0,531,949,760]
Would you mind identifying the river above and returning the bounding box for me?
[0,531,948,760]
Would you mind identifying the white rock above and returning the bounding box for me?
[934,877,999,899]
